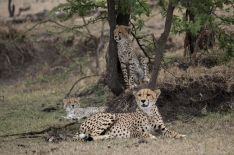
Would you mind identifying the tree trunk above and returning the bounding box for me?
[149,1,175,89]
[105,0,130,95]
[116,13,130,25]
[8,0,15,17]
[105,0,123,95]
[184,9,196,61]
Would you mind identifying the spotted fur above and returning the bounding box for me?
[114,25,150,89]
[78,89,186,140]
[63,97,106,120]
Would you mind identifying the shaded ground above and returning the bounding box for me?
[106,63,234,121]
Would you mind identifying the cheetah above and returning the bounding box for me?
[78,89,185,141]
[63,97,107,120]
[114,25,150,89]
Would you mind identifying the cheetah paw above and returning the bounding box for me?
[175,134,186,139]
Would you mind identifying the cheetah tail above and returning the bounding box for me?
[163,129,186,139]
[79,133,93,141]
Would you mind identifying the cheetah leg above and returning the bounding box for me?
[92,135,112,141]
[142,132,157,140]
[140,57,150,83]
[120,63,130,88]
[151,112,185,139]
[163,128,186,139]
[128,61,137,89]
[154,121,186,139]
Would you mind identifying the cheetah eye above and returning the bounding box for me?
[118,32,121,34]
[138,94,141,97]
[146,94,150,96]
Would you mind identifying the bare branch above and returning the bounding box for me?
[65,75,101,98]
[0,122,77,138]
[149,1,175,89]
[131,31,153,61]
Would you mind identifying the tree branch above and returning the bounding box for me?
[105,0,124,95]
[0,122,77,138]
[65,75,101,98]
[149,1,175,89]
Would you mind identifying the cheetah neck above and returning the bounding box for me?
[136,107,158,117]
[117,39,131,50]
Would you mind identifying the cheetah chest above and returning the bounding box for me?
[117,41,139,65]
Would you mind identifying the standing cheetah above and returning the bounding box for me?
[114,25,150,89]
[78,89,185,140]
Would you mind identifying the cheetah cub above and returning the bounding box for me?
[114,25,150,89]
[78,89,186,141]
[63,97,107,120]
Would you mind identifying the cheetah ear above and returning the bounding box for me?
[154,89,161,98]
[132,90,138,97]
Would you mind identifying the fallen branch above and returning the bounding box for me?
[0,122,77,138]
[65,75,101,98]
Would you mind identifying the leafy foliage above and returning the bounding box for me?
[122,0,151,30]
[53,0,151,29]
[51,0,106,21]
[54,0,233,59]
[171,0,234,59]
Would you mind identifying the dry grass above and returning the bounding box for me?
[0,0,66,17]
[0,111,233,155]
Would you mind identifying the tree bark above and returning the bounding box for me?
[116,13,130,25]
[149,1,175,89]
[105,0,130,95]
[105,0,124,95]
[8,0,15,17]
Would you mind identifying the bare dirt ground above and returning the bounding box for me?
[0,1,233,155]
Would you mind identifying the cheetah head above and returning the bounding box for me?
[134,88,161,114]
[113,25,131,42]
[63,97,80,113]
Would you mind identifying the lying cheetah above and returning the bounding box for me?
[114,25,150,89]
[78,89,185,140]
[63,97,107,120]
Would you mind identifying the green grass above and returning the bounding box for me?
[0,82,66,135]
[0,69,110,136]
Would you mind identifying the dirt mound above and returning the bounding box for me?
[158,74,234,121]
[0,25,72,79]
[0,26,35,78]
[106,68,234,121]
